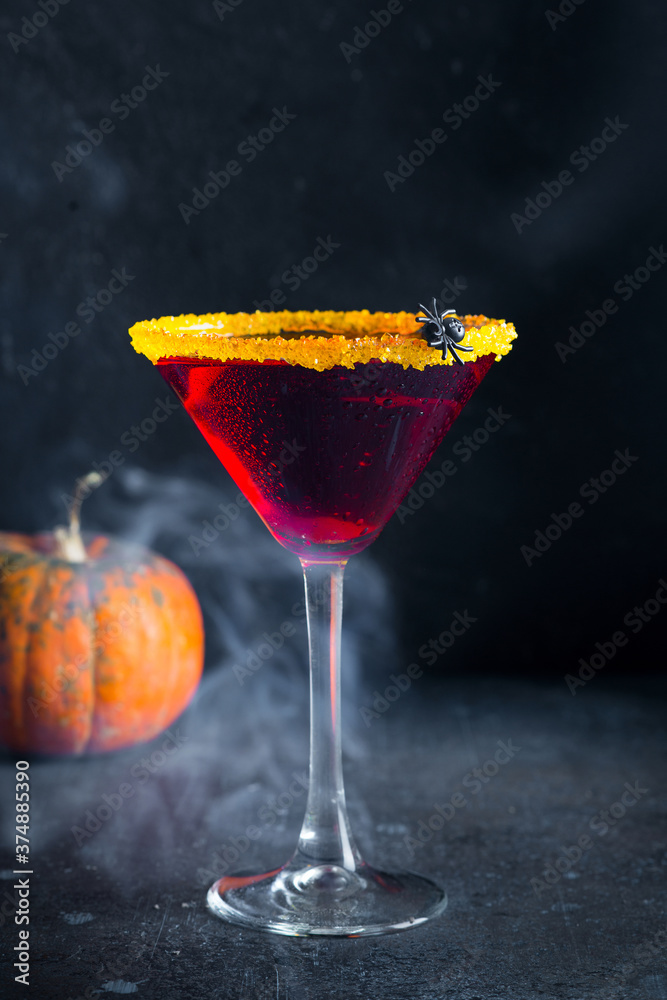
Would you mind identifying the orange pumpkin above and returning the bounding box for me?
[0,475,204,755]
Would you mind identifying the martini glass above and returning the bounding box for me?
[129,308,516,936]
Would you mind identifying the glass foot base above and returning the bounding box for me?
[207,858,447,937]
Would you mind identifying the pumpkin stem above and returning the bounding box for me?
[53,471,106,563]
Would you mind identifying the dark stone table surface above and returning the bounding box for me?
[1,675,666,1000]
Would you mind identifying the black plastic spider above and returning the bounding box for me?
[416,298,472,365]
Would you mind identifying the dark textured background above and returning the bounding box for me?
[1,2,667,998]
[1,0,666,680]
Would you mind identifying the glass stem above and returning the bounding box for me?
[294,560,360,871]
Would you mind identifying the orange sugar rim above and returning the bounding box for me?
[129,309,517,371]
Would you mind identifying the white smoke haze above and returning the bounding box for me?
[1,464,396,890]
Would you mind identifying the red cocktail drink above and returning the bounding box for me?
[158,354,495,559]
[129,308,517,937]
